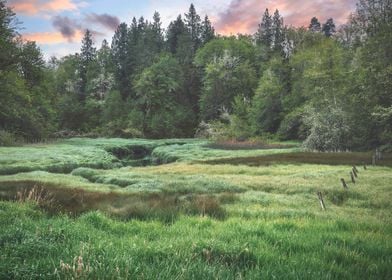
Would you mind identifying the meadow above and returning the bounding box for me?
[0,138,391,279]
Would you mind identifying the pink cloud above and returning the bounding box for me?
[214,0,357,35]
[22,30,83,44]
[8,0,78,15]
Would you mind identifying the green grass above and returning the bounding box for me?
[0,138,298,175]
[0,138,391,279]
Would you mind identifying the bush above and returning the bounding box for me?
[0,130,19,146]
[303,104,352,151]
[278,108,307,141]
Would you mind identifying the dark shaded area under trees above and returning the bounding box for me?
[0,0,391,151]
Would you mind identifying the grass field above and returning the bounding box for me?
[0,138,391,279]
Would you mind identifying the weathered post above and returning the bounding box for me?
[372,154,376,166]
[364,164,367,170]
[341,178,348,189]
[350,172,356,184]
[352,167,358,178]
[317,192,326,211]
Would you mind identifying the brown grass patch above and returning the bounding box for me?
[203,152,392,167]
[1,183,227,221]
[205,140,295,150]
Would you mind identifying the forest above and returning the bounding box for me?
[1,0,391,151]
[1,1,392,278]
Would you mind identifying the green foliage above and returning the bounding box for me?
[277,108,307,140]
[133,54,195,137]
[195,37,256,68]
[200,52,257,121]
[2,0,392,148]
[303,104,352,151]
[0,130,19,146]
[250,67,283,134]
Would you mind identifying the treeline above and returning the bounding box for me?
[0,0,391,151]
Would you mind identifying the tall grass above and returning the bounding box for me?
[0,139,391,278]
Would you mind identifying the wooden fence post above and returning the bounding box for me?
[341,178,348,189]
[350,172,356,184]
[317,192,326,211]
[372,154,376,166]
[352,168,358,178]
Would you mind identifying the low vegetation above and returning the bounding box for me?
[0,138,391,278]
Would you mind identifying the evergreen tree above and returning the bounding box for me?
[166,15,188,54]
[309,17,321,32]
[111,23,130,100]
[256,9,273,48]
[97,39,112,75]
[93,40,114,100]
[18,41,45,89]
[78,29,96,101]
[201,15,215,45]
[151,11,164,52]
[322,18,336,37]
[272,9,284,53]
[184,4,202,52]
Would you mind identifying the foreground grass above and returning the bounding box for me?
[0,138,391,279]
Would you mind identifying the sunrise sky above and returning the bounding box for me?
[7,0,357,58]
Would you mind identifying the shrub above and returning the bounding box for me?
[278,108,307,141]
[0,130,19,146]
[303,104,352,151]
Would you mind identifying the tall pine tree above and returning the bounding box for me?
[78,29,96,101]
[201,15,215,45]
[272,9,284,54]
[184,4,202,53]
[322,18,336,37]
[111,23,130,100]
[309,17,321,32]
[256,9,273,48]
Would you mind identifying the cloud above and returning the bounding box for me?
[214,0,357,35]
[8,0,78,15]
[85,13,120,31]
[51,15,106,42]
[52,15,81,41]
[22,30,83,44]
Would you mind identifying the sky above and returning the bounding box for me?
[7,0,357,58]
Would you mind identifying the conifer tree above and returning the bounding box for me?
[111,23,130,100]
[185,4,202,52]
[256,8,273,48]
[201,15,215,45]
[166,15,188,55]
[322,18,336,37]
[79,29,96,101]
[272,9,284,53]
[151,11,164,52]
[309,17,321,32]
